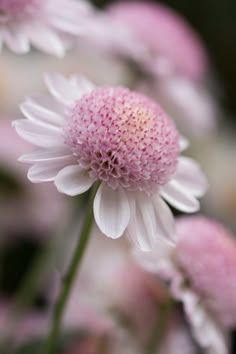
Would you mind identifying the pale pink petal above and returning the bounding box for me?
[28,157,76,182]
[54,165,94,196]
[26,23,65,57]
[161,180,200,212]
[70,75,95,96]
[44,73,82,105]
[19,147,72,163]
[93,183,130,239]
[127,194,175,251]
[12,119,64,148]
[2,26,30,53]
[175,157,208,197]
[152,195,176,243]
[179,136,189,152]
[21,96,65,127]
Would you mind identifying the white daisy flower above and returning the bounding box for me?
[0,0,91,56]
[13,73,207,250]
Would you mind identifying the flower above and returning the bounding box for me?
[135,216,236,353]
[108,1,208,81]
[0,0,90,56]
[13,73,207,250]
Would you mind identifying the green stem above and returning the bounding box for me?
[146,300,172,354]
[42,186,97,354]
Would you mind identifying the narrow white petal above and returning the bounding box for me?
[12,119,64,148]
[21,96,65,127]
[27,23,65,57]
[28,157,75,182]
[179,136,189,151]
[127,193,175,251]
[19,147,71,163]
[161,180,200,213]
[70,76,95,96]
[175,157,208,197]
[44,73,81,105]
[50,17,84,35]
[152,195,176,243]
[2,26,30,53]
[55,165,93,196]
[93,184,130,239]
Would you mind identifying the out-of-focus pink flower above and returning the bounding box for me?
[0,0,91,56]
[13,73,207,250]
[135,216,236,354]
[61,234,197,354]
[109,1,208,81]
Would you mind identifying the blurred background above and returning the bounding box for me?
[93,0,236,119]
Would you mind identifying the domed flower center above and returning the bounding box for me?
[64,87,180,193]
[0,0,41,20]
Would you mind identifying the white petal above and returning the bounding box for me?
[28,157,75,182]
[161,180,200,213]
[19,147,71,163]
[127,194,175,251]
[2,26,30,53]
[55,165,93,196]
[21,95,65,127]
[93,184,130,239]
[152,195,176,243]
[70,75,95,96]
[175,157,208,197]
[27,23,65,57]
[44,73,81,105]
[179,136,189,151]
[12,119,64,148]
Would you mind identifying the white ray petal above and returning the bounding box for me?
[94,183,130,239]
[21,95,65,127]
[175,157,208,197]
[55,165,93,196]
[27,23,65,57]
[19,147,72,163]
[28,157,75,182]
[2,26,30,53]
[44,72,82,105]
[161,180,200,213]
[12,119,64,148]
[127,193,175,251]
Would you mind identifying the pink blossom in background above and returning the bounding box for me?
[109,1,208,81]
[13,73,207,250]
[0,0,91,56]
[135,215,236,354]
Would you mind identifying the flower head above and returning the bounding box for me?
[0,0,90,56]
[13,73,207,250]
[135,216,236,353]
[109,1,208,81]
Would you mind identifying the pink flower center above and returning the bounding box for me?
[65,87,179,193]
[0,0,41,20]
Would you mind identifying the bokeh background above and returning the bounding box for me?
[93,0,236,120]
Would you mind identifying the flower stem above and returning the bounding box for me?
[42,185,97,354]
[146,299,173,354]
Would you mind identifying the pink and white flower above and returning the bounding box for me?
[135,216,236,353]
[0,0,91,56]
[108,1,208,81]
[13,73,207,250]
